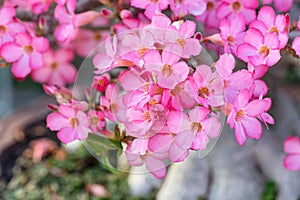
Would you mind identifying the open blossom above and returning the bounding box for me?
[169,0,206,18]
[144,49,189,89]
[91,73,110,93]
[0,32,49,78]
[27,0,54,14]
[47,103,90,144]
[250,6,289,49]
[227,89,267,145]
[237,28,281,67]
[0,6,25,47]
[263,0,293,12]
[292,37,300,57]
[185,65,224,107]
[87,109,105,133]
[217,0,258,24]
[126,138,168,178]
[130,0,169,19]
[219,14,246,54]
[283,136,300,171]
[31,48,77,86]
[196,0,221,28]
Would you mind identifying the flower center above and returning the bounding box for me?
[191,122,203,133]
[207,2,215,11]
[23,45,34,54]
[258,45,270,58]
[198,87,210,98]
[231,1,242,12]
[144,111,151,122]
[227,35,234,44]
[94,32,102,40]
[0,25,6,34]
[177,38,186,48]
[162,64,173,77]
[110,103,118,112]
[51,62,58,70]
[235,110,245,121]
[269,27,279,35]
[138,47,148,55]
[90,116,99,126]
[70,117,80,127]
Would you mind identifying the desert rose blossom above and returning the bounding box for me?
[283,136,300,171]
[250,6,289,49]
[47,103,91,144]
[144,49,189,89]
[91,73,110,93]
[0,6,25,47]
[0,32,49,78]
[219,14,246,54]
[227,89,267,145]
[130,0,169,19]
[292,37,300,57]
[87,109,105,134]
[217,0,258,24]
[263,0,293,12]
[169,0,206,18]
[237,28,281,67]
[126,138,168,178]
[31,48,77,86]
[196,0,221,29]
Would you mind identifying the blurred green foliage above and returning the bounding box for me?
[261,180,277,200]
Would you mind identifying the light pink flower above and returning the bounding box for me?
[185,65,224,107]
[47,103,90,144]
[144,49,189,89]
[126,138,168,178]
[227,89,267,145]
[196,0,221,28]
[130,0,169,19]
[263,0,293,12]
[250,6,289,49]
[0,32,49,78]
[0,6,25,47]
[169,0,206,18]
[217,0,258,24]
[100,83,126,123]
[292,36,300,57]
[27,0,54,14]
[113,12,150,33]
[215,53,253,104]
[237,28,281,67]
[74,29,110,57]
[220,14,246,54]
[31,48,77,86]
[283,136,300,171]
[87,109,105,134]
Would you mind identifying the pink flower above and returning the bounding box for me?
[217,0,258,24]
[292,36,300,57]
[168,20,202,58]
[283,136,300,171]
[113,13,149,33]
[100,83,126,122]
[196,0,221,28]
[74,29,110,57]
[185,65,224,107]
[47,103,90,144]
[130,0,169,19]
[215,53,253,104]
[219,14,246,54]
[0,32,49,78]
[91,73,110,93]
[126,138,168,178]
[169,0,206,18]
[87,109,105,134]
[237,28,281,67]
[54,2,100,43]
[31,48,77,86]
[249,6,289,49]
[263,0,293,12]
[0,6,25,47]
[227,89,267,145]
[27,0,53,14]
[144,49,189,89]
